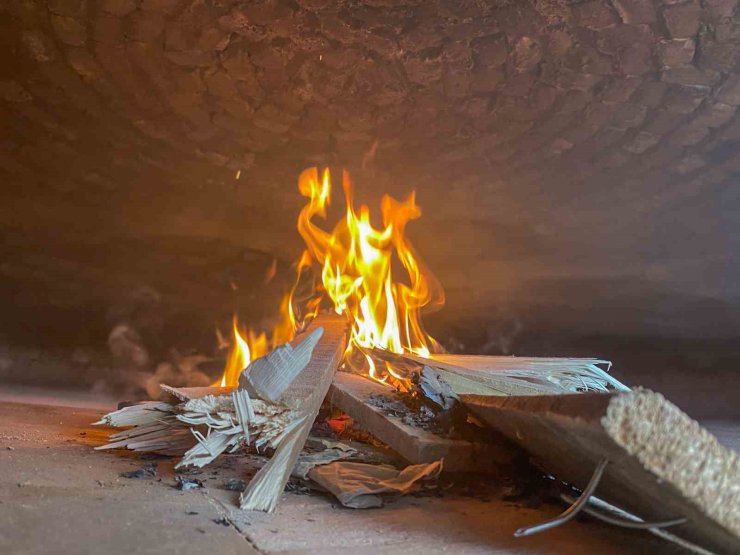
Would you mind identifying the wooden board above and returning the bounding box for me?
[402,353,625,396]
[160,385,232,400]
[415,354,611,372]
[461,389,740,554]
[240,313,348,512]
[328,372,517,472]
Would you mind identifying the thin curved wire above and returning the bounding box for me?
[577,496,709,555]
[560,494,688,530]
[514,458,609,537]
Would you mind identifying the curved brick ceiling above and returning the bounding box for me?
[1,0,740,341]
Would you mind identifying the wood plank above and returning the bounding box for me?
[240,313,348,512]
[373,350,530,396]
[328,372,517,472]
[160,385,232,401]
[461,390,740,554]
[420,354,611,372]
[402,353,627,395]
[239,326,325,403]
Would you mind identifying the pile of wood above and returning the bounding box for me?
[96,312,740,553]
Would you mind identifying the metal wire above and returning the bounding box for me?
[560,493,688,530]
[514,458,610,537]
[578,496,709,555]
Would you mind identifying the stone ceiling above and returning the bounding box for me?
[1,0,740,347]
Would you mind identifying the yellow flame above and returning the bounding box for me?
[296,168,444,389]
[216,167,443,390]
[219,316,250,387]
[216,291,295,387]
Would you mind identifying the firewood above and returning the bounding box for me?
[239,312,347,512]
[328,372,516,472]
[95,316,346,514]
[160,385,231,401]
[461,389,740,554]
[400,353,628,396]
[94,390,299,459]
[239,326,324,403]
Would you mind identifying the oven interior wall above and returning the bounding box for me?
[1,1,739,416]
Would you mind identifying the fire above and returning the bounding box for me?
[296,168,444,389]
[219,316,251,388]
[217,168,443,390]
[216,294,294,387]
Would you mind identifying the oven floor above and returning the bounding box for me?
[1,387,734,554]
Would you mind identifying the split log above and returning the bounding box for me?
[461,389,740,554]
[328,372,516,472]
[239,326,325,403]
[240,312,348,512]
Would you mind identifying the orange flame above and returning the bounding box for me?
[216,168,443,390]
[219,316,251,387]
[296,168,444,389]
[216,293,294,387]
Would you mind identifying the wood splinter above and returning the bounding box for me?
[239,312,348,512]
[95,312,348,514]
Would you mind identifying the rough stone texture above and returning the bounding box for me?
[1,390,726,554]
[0,396,256,555]
[657,38,696,67]
[0,1,739,384]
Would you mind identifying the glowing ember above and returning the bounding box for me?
[217,168,444,390]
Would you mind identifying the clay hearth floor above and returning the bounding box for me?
[1,387,737,555]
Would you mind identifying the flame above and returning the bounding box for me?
[216,167,443,390]
[296,168,444,389]
[219,316,250,387]
[216,292,295,387]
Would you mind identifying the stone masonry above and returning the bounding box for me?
[1,1,739,346]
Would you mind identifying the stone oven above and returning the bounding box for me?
[2,0,739,415]
[1,3,739,552]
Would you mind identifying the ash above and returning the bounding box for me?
[366,367,475,438]
[367,393,442,433]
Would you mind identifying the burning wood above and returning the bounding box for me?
[96,168,625,491]
[328,371,517,472]
[239,312,346,512]
[213,167,446,392]
[393,352,629,396]
[90,167,737,554]
[96,313,348,512]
